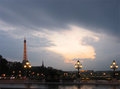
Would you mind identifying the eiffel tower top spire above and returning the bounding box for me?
[24,37,26,43]
[23,37,27,61]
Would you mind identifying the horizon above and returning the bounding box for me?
[0,0,120,71]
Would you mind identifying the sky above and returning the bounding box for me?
[0,0,120,71]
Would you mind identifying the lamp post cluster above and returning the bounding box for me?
[24,61,31,69]
[110,60,118,71]
[75,60,82,78]
[74,60,119,79]
[110,60,118,78]
[24,61,31,78]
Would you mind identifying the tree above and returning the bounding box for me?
[0,55,9,75]
[9,62,23,77]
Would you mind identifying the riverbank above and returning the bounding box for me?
[0,80,120,85]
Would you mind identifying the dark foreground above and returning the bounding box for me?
[0,83,120,89]
[0,80,120,89]
[0,80,120,85]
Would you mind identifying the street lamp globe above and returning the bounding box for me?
[26,62,29,65]
[24,65,27,68]
[29,65,31,68]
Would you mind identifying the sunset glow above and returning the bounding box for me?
[33,25,100,63]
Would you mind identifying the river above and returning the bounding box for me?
[0,84,120,89]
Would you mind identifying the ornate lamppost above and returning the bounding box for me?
[24,61,31,79]
[75,60,82,78]
[110,60,118,78]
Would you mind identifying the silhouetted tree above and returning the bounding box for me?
[0,55,9,75]
[8,61,23,77]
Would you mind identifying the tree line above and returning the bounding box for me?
[0,55,64,81]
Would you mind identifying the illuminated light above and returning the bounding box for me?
[86,77,89,80]
[2,74,6,77]
[26,62,29,65]
[32,72,35,75]
[29,65,31,68]
[19,74,21,77]
[80,70,85,72]
[75,65,77,68]
[75,64,78,68]
[81,77,85,79]
[113,62,116,65]
[106,78,111,80]
[64,73,68,76]
[103,73,106,75]
[24,65,27,68]
[110,60,118,72]
[116,65,118,68]
[90,73,93,75]
[41,73,44,76]
[75,60,82,70]
[13,71,15,73]
[37,73,40,76]
[110,65,113,68]
[77,62,80,65]
[80,65,83,68]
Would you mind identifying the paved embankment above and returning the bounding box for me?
[0,80,120,85]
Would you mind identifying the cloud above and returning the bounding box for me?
[32,25,100,63]
[0,20,38,39]
[0,0,119,38]
[0,20,16,31]
[0,0,119,70]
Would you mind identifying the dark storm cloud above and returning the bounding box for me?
[0,0,119,37]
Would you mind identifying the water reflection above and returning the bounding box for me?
[24,84,32,88]
[112,86,116,89]
[0,84,120,89]
[109,85,120,89]
[53,85,120,89]
[58,85,95,89]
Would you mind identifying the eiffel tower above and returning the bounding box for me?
[22,38,31,68]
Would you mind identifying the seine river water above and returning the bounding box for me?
[0,84,120,89]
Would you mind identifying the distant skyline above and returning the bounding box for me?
[0,0,120,71]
